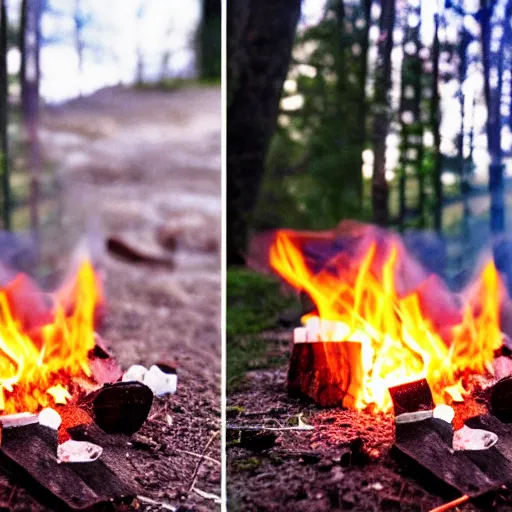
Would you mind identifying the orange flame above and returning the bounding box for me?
[270,229,504,411]
[0,261,102,414]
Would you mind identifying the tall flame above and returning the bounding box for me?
[0,261,102,414]
[270,229,504,411]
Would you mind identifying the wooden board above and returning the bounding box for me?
[394,416,512,497]
[0,424,135,510]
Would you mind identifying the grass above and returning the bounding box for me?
[227,267,298,392]
[227,268,297,338]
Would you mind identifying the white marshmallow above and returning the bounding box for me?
[122,364,148,383]
[39,408,62,430]
[143,365,177,396]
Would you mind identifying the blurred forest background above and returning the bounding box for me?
[0,0,221,268]
[227,0,512,287]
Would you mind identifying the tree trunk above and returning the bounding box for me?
[136,1,145,85]
[20,0,41,240]
[371,0,396,226]
[198,0,221,80]
[431,12,442,232]
[352,0,371,214]
[74,0,84,96]
[481,0,505,233]
[227,0,302,265]
[0,0,10,230]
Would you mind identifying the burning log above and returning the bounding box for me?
[288,341,363,408]
[0,424,134,510]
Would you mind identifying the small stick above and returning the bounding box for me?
[188,431,220,493]
[137,495,176,511]
[175,449,221,466]
[193,487,221,504]
[226,424,314,432]
[429,495,470,512]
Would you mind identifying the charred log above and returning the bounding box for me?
[0,424,134,510]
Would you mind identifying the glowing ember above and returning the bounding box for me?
[269,226,505,411]
[0,261,102,414]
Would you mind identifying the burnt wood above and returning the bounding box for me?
[388,378,434,415]
[0,424,134,510]
[79,381,153,435]
[489,376,512,422]
[288,341,363,407]
[394,418,500,497]
[394,416,512,497]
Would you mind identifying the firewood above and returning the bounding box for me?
[288,341,363,407]
[388,378,434,416]
[0,424,134,510]
[489,376,512,422]
[394,416,512,497]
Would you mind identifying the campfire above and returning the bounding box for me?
[0,254,177,509]
[268,221,505,411]
[0,260,102,414]
[261,221,512,506]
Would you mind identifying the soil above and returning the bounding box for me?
[0,86,221,511]
[227,332,512,512]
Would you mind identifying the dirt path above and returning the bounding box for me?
[10,86,221,511]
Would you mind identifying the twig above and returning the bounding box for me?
[137,495,177,511]
[240,408,288,417]
[7,486,17,507]
[226,424,314,432]
[175,449,221,466]
[193,487,221,504]
[188,431,220,493]
[429,495,470,512]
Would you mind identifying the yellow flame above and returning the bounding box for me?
[0,261,101,414]
[270,230,504,411]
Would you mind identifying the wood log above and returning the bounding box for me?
[0,424,134,510]
[388,378,434,416]
[394,418,503,497]
[288,341,363,407]
[394,415,512,498]
[489,376,512,422]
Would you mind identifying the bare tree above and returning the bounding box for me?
[227,0,302,264]
[74,0,85,95]
[19,0,42,239]
[371,0,396,226]
[198,0,221,80]
[431,10,442,232]
[480,0,507,233]
[136,0,146,85]
[0,0,9,230]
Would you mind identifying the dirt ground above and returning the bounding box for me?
[226,331,512,512]
[0,86,221,511]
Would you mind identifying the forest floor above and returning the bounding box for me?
[226,268,512,512]
[0,86,221,511]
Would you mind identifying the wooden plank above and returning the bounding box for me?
[394,418,503,497]
[0,424,134,510]
[466,415,512,464]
